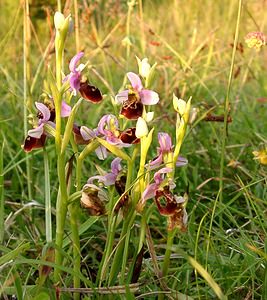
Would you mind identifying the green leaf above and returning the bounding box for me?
[61,98,83,154]
[97,138,131,162]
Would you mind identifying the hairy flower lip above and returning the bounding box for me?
[23,134,46,152]
[79,81,103,103]
[120,93,144,120]
[119,127,140,144]
[115,72,159,120]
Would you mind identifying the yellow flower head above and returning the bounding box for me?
[252,149,267,165]
[245,31,266,51]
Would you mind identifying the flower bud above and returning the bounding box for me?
[173,94,186,115]
[54,12,65,31]
[136,56,151,79]
[136,117,148,138]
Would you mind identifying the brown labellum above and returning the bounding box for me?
[79,81,103,103]
[119,127,140,144]
[114,173,129,212]
[155,187,178,216]
[72,124,88,145]
[23,134,46,152]
[120,93,143,120]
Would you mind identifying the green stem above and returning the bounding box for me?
[162,229,176,277]
[108,158,134,286]
[74,0,80,53]
[54,154,68,282]
[158,228,177,300]
[23,0,32,202]
[0,141,4,243]
[57,0,62,12]
[43,148,52,243]
[69,202,80,300]
[219,0,242,225]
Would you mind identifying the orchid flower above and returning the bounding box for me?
[88,158,122,186]
[74,114,139,160]
[64,52,103,102]
[141,167,188,231]
[79,125,107,160]
[23,101,71,152]
[64,52,85,95]
[148,132,188,169]
[141,167,174,203]
[115,72,159,119]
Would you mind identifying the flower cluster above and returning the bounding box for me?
[23,48,190,233]
[245,31,266,51]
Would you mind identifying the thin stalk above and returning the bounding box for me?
[119,211,136,284]
[126,1,134,70]
[54,17,67,282]
[138,0,145,55]
[161,229,177,278]
[69,203,80,300]
[74,0,80,53]
[23,0,33,201]
[54,154,68,282]
[57,0,62,12]
[43,148,52,243]
[219,0,242,223]
[97,214,117,285]
[158,228,177,300]
[69,158,80,300]
[0,141,4,243]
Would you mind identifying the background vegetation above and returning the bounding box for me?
[0,0,266,299]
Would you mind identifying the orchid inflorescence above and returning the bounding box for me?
[22,10,192,290]
[23,46,191,228]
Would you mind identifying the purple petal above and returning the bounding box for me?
[115,90,129,104]
[69,52,84,72]
[95,146,107,160]
[154,167,173,184]
[139,90,159,105]
[142,183,158,201]
[80,126,96,141]
[87,175,102,184]
[69,73,81,92]
[158,132,172,152]
[127,72,143,91]
[148,153,163,170]
[88,174,116,186]
[97,114,118,136]
[111,158,122,175]
[61,101,71,117]
[100,173,117,186]
[176,156,188,167]
[106,135,122,145]
[35,102,50,122]
[28,124,44,139]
